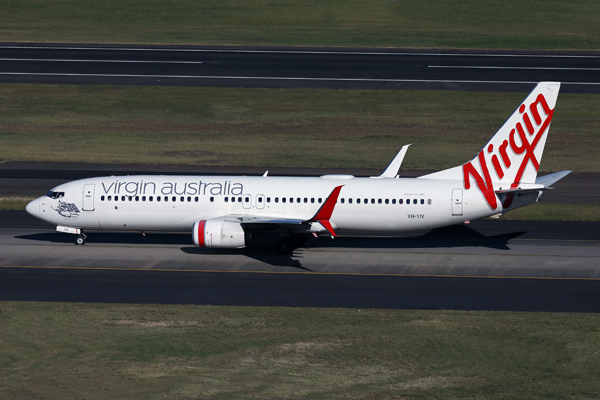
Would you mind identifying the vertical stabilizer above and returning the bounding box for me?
[419,82,560,209]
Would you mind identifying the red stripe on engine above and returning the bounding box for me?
[197,220,206,247]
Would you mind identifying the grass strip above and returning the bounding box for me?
[1,84,599,173]
[1,1,599,49]
[0,197,36,210]
[500,202,600,221]
[1,302,599,400]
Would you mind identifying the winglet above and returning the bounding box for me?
[373,145,411,178]
[307,185,344,237]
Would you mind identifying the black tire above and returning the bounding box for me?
[277,238,294,255]
[75,236,86,246]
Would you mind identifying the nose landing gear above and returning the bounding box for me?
[75,233,87,246]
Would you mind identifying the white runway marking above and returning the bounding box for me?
[1,72,599,85]
[0,58,203,64]
[429,65,600,71]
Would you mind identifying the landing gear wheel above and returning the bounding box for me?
[75,235,86,246]
[291,234,308,247]
[277,238,294,255]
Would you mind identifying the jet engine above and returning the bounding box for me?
[192,219,251,248]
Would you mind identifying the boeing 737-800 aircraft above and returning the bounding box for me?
[26,82,570,253]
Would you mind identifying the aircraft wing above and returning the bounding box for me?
[221,215,305,225]
[212,185,345,237]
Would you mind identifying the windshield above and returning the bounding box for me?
[46,191,65,199]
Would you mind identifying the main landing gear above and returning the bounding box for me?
[75,233,87,246]
[276,234,308,255]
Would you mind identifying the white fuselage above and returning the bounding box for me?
[27,174,498,233]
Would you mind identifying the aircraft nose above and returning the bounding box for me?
[26,197,41,218]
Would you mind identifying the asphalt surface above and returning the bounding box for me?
[2,266,600,312]
[2,209,600,311]
[1,44,600,92]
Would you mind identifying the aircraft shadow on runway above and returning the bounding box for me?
[16,225,524,270]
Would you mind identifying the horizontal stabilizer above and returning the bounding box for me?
[535,170,572,188]
[495,183,546,194]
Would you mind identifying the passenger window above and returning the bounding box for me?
[378,199,382,204]
[210,197,214,202]
[258,197,263,203]
[195,197,199,202]
[318,198,322,203]
[364,198,368,204]
[399,199,403,204]
[245,197,249,203]
[142,196,146,201]
[311,198,315,203]
[108,196,112,201]
[129,196,133,201]
[349,198,353,204]
[406,199,410,204]
[341,198,345,204]
[371,199,375,204]
[187,196,191,202]
[385,199,389,204]
[297,198,301,203]
[304,198,308,203]
[357,199,361,204]
[149,196,153,202]
[283,198,287,203]
[428,199,432,205]
[392,199,396,204]
[275,197,279,203]
[290,198,294,203]
[267,197,271,203]
[238,197,242,202]
[157,196,160,202]
[413,199,418,204]
[101,195,105,201]
[164,196,168,202]
[135,196,139,202]
[172,196,176,202]
[225,197,229,202]
[122,196,126,201]
[114,196,118,202]
[180,196,184,202]
[421,199,424,205]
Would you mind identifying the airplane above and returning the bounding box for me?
[26,82,571,254]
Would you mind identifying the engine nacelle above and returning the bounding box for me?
[192,219,249,248]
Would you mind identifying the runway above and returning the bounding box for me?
[2,209,600,311]
[1,44,599,92]
[2,266,600,312]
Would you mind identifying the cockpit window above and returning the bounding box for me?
[46,191,65,199]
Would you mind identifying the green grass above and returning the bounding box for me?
[1,84,599,173]
[500,203,600,221]
[1,1,599,49]
[0,197,35,210]
[1,302,599,400]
